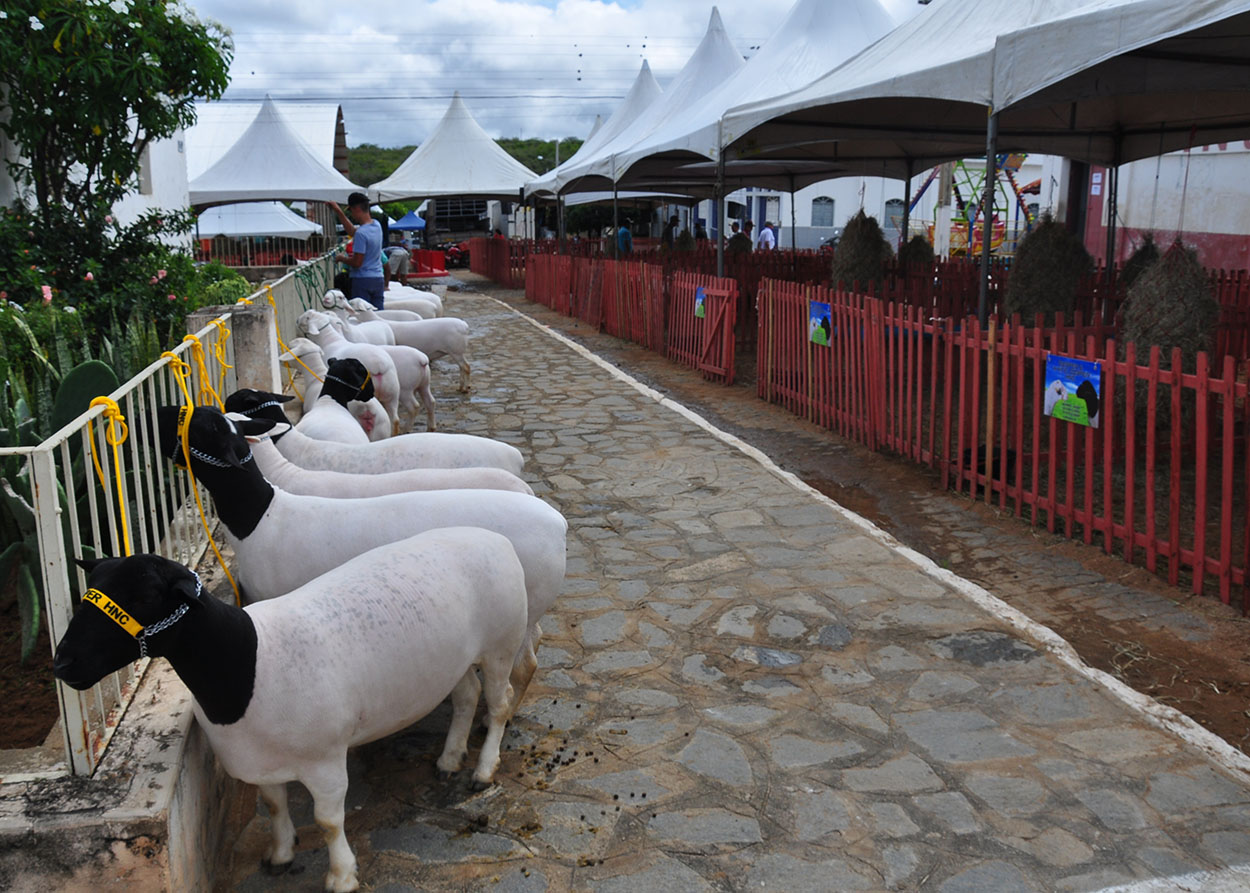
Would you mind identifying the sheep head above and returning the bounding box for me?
[53,554,203,688]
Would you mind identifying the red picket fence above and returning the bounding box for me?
[758,278,1250,607]
[667,272,739,385]
[469,237,528,289]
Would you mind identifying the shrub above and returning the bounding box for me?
[1003,213,1092,323]
[675,229,695,252]
[898,234,934,266]
[1119,240,1219,372]
[831,210,892,289]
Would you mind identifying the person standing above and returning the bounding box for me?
[617,218,633,256]
[757,220,777,251]
[661,214,679,249]
[331,192,385,309]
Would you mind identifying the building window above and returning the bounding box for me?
[811,196,834,227]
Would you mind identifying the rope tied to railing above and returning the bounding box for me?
[180,334,224,411]
[160,352,242,606]
[211,319,234,400]
[86,396,132,558]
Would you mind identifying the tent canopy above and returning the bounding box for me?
[188,97,365,208]
[372,93,539,202]
[615,0,897,193]
[551,8,747,196]
[195,202,322,239]
[526,60,663,198]
[391,209,427,230]
[187,101,347,181]
[723,0,1250,178]
[991,0,1250,163]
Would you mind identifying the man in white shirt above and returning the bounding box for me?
[757,221,777,251]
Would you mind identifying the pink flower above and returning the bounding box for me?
[167,293,177,301]
[41,285,53,304]
[157,269,166,279]
[105,215,113,224]
[0,291,7,299]
[84,272,94,281]
[182,295,188,302]
[150,276,158,284]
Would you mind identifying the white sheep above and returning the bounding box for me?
[346,298,471,392]
[156,406,564,713]
[290,358,386,445]
[239,426,534,497]
[297,306,394,347]
[225,389,521,475]
[298,313,436,432]
[384,282,445,317]
[322,288,426,322]
[53,529,529,892]
[1044,380,1068,416]
[277,339,393,442]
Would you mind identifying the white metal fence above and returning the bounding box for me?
[0,253,333,779]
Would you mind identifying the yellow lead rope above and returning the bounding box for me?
[86,396,132,558]
[160,353,241,606]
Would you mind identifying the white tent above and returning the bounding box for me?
[991,0,1250,164]
[188,97,365,208]
[717,0,1092,178]
[526,60,662,198]
[372,93,539,202]
[551,8,747,195]
[615,0,896,193]
[196,202,322,239]
[187,101,347,180]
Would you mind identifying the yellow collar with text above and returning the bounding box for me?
[83,588,144,637]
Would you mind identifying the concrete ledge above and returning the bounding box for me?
[0,662,252,891]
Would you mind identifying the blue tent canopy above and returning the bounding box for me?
[390,209,426,230]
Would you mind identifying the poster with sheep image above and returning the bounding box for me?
[1043,354,1102,427]
[694,286,706,318]
[809,301,831,346]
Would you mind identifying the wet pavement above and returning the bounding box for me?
[228,289,1250,892]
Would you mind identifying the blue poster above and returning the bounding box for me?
[1044,354,1102,428]
[694,286,706,318]
[809,301,831,346]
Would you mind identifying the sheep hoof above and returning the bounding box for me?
[436,768,455,782]
[469,778,494,793]
[263,857,294,876]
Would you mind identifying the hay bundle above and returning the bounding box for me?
[1003,213,1092,323]
[898,234,934,266]
[1118,233,1160,289]
[831,210,892,289]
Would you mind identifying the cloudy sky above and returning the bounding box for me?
[186,0,920,149]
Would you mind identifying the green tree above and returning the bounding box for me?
[348,143,417,189]
[497,138,584,174]
[0,0,232,219]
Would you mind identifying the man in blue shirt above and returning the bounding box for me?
[331,192,385,309]
[616,217,633,257]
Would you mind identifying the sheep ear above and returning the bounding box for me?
[171,573,203,606]
[75,557,110,573]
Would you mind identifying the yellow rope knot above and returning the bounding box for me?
[182,334,224,411]
[87,396,132,557]
[211,320,234,397]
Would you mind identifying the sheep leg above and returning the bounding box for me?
[436,670,482,778]
[304,759,357,893]
[472,652,515,790]
[259,782,297,873]
[456,356,471,393]
[506,634,540,717]
[418,379,437,431]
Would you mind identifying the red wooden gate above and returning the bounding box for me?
[698,285,737,384]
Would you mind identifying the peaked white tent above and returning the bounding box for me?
[196,202,322,239]
[525,60,663,198]
[187,101,347,180]
[372,92,539,202]
[188,97,365,208]
[616,0,896,193]
[553,8,747,195]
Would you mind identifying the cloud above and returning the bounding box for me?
[189,0,917,147]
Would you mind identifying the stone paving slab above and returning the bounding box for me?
[230,292,1250,892]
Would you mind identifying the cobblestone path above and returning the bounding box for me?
[232,292,1250,893]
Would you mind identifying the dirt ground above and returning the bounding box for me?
[0,603,56,749]
[470,275,1250,757]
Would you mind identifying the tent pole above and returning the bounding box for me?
[789,173,798,278]
[716,121,726,279]
[900,156,914,256]
[1104,131,1122,290]
[612,155,619,255]
[978,112,998,326]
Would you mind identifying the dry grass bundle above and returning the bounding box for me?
[831,210,893,289]
[1119,234,1161,289]
[1004,213,1092,323]
[898,234,934,266]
